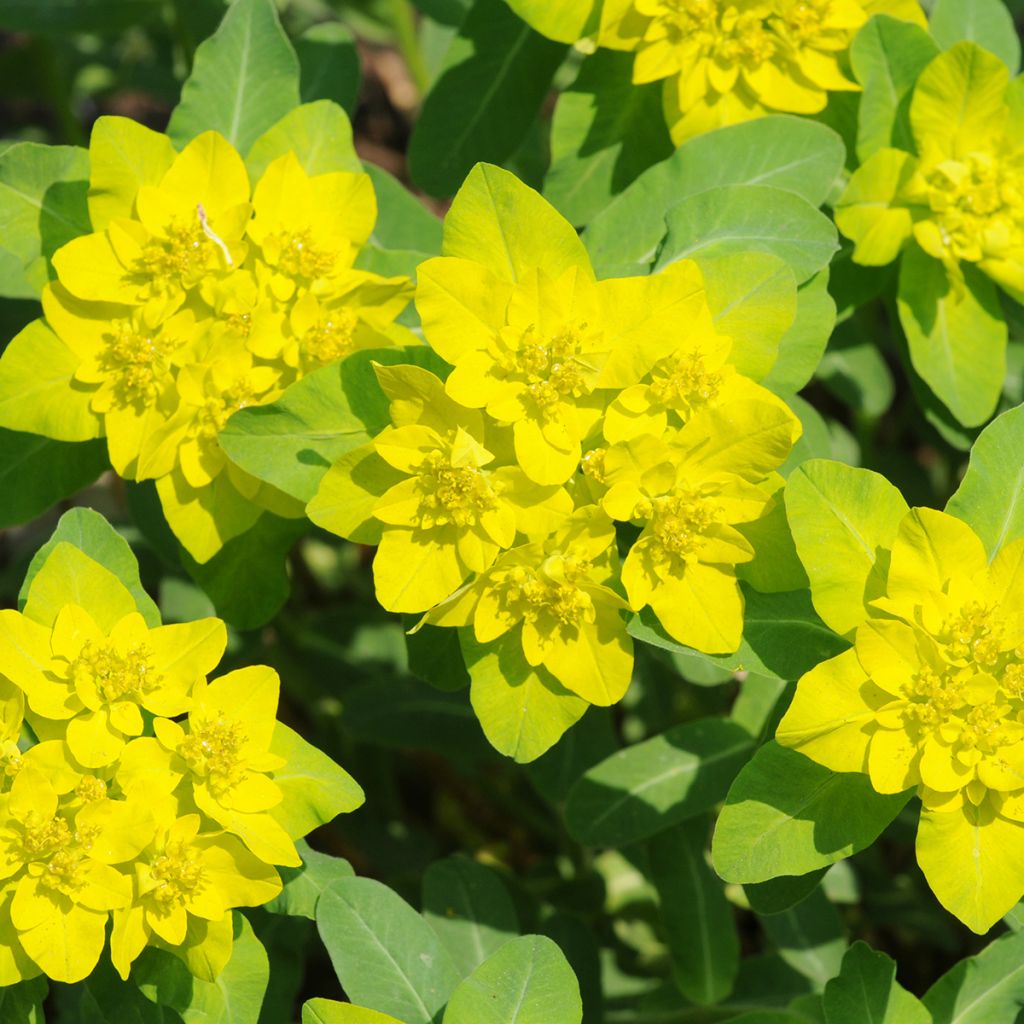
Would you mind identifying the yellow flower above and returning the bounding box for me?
[507,0,924,142]
[308,363,573,613]
[110,813,281,980]
[836,43,1024,302]
[0,602,226,769]
[429,507,634,705]
[601,401,799,653]
[778,508,1024,932]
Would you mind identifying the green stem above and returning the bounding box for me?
[389,0,431,97]
[37,40,85,146]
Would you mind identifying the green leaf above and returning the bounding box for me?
[0,141,90,298]
[462,629,588,764]
[317,877,462,1024]
[182,513,306,630]
[19,506,161,626]
[712,742,911,884]
[897,244,1007,429]
[543,49,672,228]
[762,269,837,396]
[220,348,439,503]
[946,403,1024,559]
[0,0,161,32]
[167,0,301,154]
[930,0,1020,73]
[365,164,443,256]
[303,1000,404,1024]
[850,16,940,160]
[422,856,520,976]
[0,432,106,530]
[584,116,845,278]
[564,717,755,847]
[759,888,846,992]
[267,840,355,920]
[698,252,798,383]
[136,912,269,1023]
[408,0,567,197]
[816,324,896,418]
[270,722,365,839]
[0,979,46,1024]
[655,185,838,285]
[924,929,1024,1023]
[746,870,828,916]
[527,708,618,804]
[246,100,362,182]
[630,587,850,684]
[823,941,931,1024]
[648,820,739,1005]
[406,622,471,692]
[784,460,909,637]
[296,22,361,114]
[442,935,583,1024]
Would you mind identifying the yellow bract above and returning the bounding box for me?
[0,119,413,563]
[778,507,1024,932]
[0,543,363,985]
[507,0,924,142]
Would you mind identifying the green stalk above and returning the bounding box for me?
[389,0,431,98]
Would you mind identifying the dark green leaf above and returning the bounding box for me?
[824,941,931,1024]
[0,0,161,32]
[297,22,361,114]
[759,888,846,992]
[746,870,827,916]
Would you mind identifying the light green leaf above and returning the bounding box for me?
[762,269,837,396]
[785,460,909,637]
[924,929,1024,1023]
[648,820,739,1005]
[0,432,106,531]
[462,630,588,764]
[422,856,520,976]
[850,15,939,160]
[267,840,355,920]
[296,22,361,114]
[656,185,838,285]
[0,142,90,298]
[167,0,301,154]
[408,0,567,197]
[543,49,672,228]
[759,888,847,992]
[442,935,583,1024]
[246,100,362,182]
[946,403,1024,558]
[564,717,754,847]
[930,0,1020,73]
[317,877,462,1024]
[303,1000,404,1024]
[711,742,911,884]
[19,506,160,626]
[585,116,845,278]
[824,941,931,1024]
[269,722,364,840]
[897,244,1006,428]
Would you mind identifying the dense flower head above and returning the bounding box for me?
[310,165,802,746]
[778,507,1024,933]
[0,542,362,986]
[506,0,923,141]
[836,42,1024,303]
[0,117,413,563]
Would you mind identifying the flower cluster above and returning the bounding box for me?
[0,541,361,985]
[308,165,801,718]
[836,42,1024,303]
[506,0,924,142]
[0,119,412,563]
[778,507,1024,933]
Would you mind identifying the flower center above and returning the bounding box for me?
[940,602,1006,667]
[135,218,215,291]
[150,839,204,906]
[100,322,170,408]
[417,452,498,528]
[268,229,337,279]
[179,716,248,795]
[300,310,359,371]
[199,378,259,439]
[501,322,597,415]
[71,640,159,704]
[646,491,721,562]
[20,812,74,860]
[1,741,23,784]
[495,557,594,630]
[40,849,87,896]
[648,352,723,412]
[75,776,108,803]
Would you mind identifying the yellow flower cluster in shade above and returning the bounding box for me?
[836,43,1024,303]
[778,508,1024,933]
[505,0,924,142]
[309,165,801,711]
[0,118,412,564]
[0,543,362,985]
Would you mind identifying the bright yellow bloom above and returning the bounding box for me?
[0,118,412,562]
[428,507,633,705]
[506,0,924,142]
[308,363,573,613]
[778,508,1024,932]
[0,602,225,769]
[836,43,1024,302]
[600,401,799,653]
